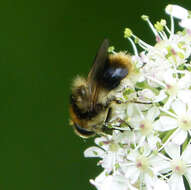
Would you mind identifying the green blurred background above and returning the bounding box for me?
[0,0,190,190]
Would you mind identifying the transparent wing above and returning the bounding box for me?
[88,39,109,84]
[87,39,109,109]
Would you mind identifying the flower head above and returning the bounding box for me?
[83,4,191,190]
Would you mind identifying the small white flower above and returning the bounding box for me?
[180,19,191,30]
[85,132,130,173]
[120,147,169,189]
[154,100,191,145]
[163,143,191,190]
[90,172,138,190]
[162,70,191,109]
[127,104,160,149]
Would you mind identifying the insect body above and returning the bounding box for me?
[70,39,133,138]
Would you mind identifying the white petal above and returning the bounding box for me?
[102,152,115,171]
[153,90,167,102]
[109,176,130,190]
[95,136,108,145]
[112,131,130,144]
[150,155,171,172]
[94,175,132,190]
[171,100,186,116]
[181,144,191,163]
[144,174,154,190]
[95,136,110,150]
[92,175,113,190]
[147,135,160,150]
[126,150,139,162]
[164,97,174,111]
[146,106,160,122]
[168,174,185,190]
[129,116,142,129]
[153,116,177,131]
[139,89,155,99]
[180,19,191,30]
[119,131,137,145]
[165,4,188,20]
[123,165,140,183]
[172,129,187,145]
[93,171,108,183]
[178,72,191,88]
[163,70,175,85]
[129,168,140,184]
[153,179,169,190]
[165,142,180,159]
[84,146,105,158]
[177,90,191,105]
[127,103,138,117]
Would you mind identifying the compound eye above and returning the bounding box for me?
[74,123,95,138]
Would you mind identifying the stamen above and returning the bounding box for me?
[145,75,167,88]
[158,128,180,152]
[135,136,146,151]
[124,28,152,50]
[142,15,159,37]
[159,31,168,40]
[132,131,136,148]
[127,37,139,56]
[135,104,144,119]
[164,96,175,110]
[132,34,153,50]
[156,171,169,181]
[159,107,178,118]
[169,15,175,40]
[164,25,171,35]
[108,46,117,54]
[109,126,130,131]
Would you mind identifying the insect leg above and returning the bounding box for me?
[112,99,152,105]
[105,107,112,123]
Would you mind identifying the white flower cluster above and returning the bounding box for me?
[84,5,191,190]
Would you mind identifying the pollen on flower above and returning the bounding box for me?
[161,19,167,26]
[124,28,133,38]
[135,155,154,177]
[154,21,164,32]
[108,46,115,53]
[139,120,153,136]
[178,115,191,130]
[141,15,149,21]
[109,142,120,152]
[171,159,186,176]
[136,156,149,171]
[166,84,178,96]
